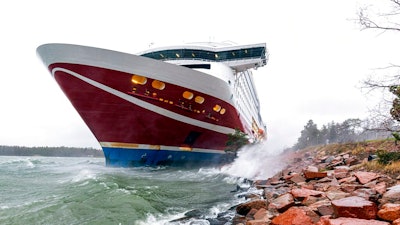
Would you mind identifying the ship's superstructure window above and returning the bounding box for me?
[194,96,205,104]
[183,91,193,100]
[233,69,263,131]
[131,75,147,85]
[141,47,266,62]
[152,80,165,90]
[182,64,211,69]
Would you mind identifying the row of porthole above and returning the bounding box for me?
[131,74,226,115]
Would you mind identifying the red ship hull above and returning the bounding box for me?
[49,63,241,166]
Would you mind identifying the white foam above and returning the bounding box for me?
[71,169,96,183]
[221,141,286,180]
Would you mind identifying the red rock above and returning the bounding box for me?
[372,182,387,195]
[381,185,400,203]
[304,170,328,180]
[253,208,268,220]
[246,219,268,225]
[270,180,285,185]
[313,183,330,192]
[393,218,400,225]
[290,173,306,184]
[317,204,334,216]
[315,215,331,225]
[338,176,356,184]
[334,166,350,173]
[246,208,259,220]
[377,203,400,221]
[334,172,348,179]
[320,217,390,225]
[300,183,315,190]
[268,193,294,212]
[236,199,267,216]
[301,196,319,206]
[308,199,331,211]
[270,207,314,225]
[331,196,378,219]
[330,177,340,184]
[354,171,380,184]
[263,186,290,200]
[267,176,281,185]
[333,156,342,161]
[340,184,363,193]
[291,188,324,199]
[326,190,350,200]
[345,157,358,166]
[351,188,377,200]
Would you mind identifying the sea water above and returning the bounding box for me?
[0,156,243,225]
[0,143,285,225]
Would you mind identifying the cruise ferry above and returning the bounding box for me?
[37,42,268,167]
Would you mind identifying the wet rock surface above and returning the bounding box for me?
[220,142,400,225]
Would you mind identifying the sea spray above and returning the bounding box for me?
[221,141,287,180]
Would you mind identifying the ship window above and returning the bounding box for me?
[194,96,205,104]
[213,104,221,112]
[131,75,147,85]
[152,80,165,90]
[220,108,226,115]
[182,64,211,69]
[183,91,193,100]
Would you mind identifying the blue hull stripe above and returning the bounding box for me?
[102,147,234,167]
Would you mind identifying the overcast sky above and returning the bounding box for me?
[1,0,399,151]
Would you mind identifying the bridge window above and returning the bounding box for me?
[140,47,266,61]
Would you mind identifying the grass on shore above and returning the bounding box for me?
[358,160,400,176]
[293,138,400,177]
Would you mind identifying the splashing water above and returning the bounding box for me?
[221,141,287,180]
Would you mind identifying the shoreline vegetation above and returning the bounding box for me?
[0,145,104,158]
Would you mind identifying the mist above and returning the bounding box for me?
[221,141,287,180]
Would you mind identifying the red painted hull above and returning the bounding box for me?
[50,63,242,151]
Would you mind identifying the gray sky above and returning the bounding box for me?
[1,0,399,151]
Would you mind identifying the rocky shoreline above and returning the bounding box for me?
[228,141,400,225]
